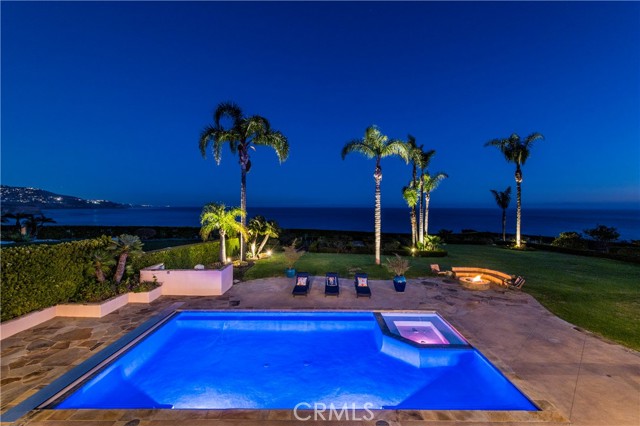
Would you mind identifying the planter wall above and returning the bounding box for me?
[1,264,233,340]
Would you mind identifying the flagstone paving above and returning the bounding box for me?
[1,276,638,425]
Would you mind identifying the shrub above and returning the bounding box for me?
[552,232,588,250]
[1,236,112,321]
[384,254,410,276]
[1,237,238,322]
[283,239,305,269]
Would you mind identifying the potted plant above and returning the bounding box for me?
[385,254,410,292]
[283,239,305,278]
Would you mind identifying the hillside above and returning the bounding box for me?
[0,185,130,210]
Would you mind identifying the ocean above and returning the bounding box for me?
[41,207,640,241]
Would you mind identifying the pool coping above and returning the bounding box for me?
[4,308,569,424]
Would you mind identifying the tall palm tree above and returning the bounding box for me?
[490,186,512,242]
[402,183,419,246]
[422,171,448,238]
[200,203,248,264]
[342,126,409,264]
[485,132,545,247]
[404,135,424,247]
[108,235,144,285]
[416,149,435,243]
[199,102,289,261]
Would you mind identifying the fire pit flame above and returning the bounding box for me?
[472,275,483,283]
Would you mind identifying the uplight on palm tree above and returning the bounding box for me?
[490,186,512,242]
[416,149,435,244]
[485,132,545,247]
[200,203,248,264]
[342,125,409,265]
[422,171,448,238]
[402,183,419,246]
[199,102,289,261]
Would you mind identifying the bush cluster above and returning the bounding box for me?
[0,236,112,321]
[1,237,239,322]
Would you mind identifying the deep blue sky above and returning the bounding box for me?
[2,2,639,209]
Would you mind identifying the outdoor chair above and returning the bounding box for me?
[354,273,371,298]
[325,272,340,297]
[292,272,310,297]
[430,264,448,276]
[506,275,526,290]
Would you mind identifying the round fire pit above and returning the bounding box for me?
[459,275,491,291]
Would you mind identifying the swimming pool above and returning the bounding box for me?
[54,311,536,410]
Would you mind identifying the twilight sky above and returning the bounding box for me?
[2,1,639,209]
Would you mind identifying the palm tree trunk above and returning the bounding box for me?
[240,168,247,261]
[220,231,227,263]
[257,235,270,256]
[418,172,424,244]
[114,253,128,284]
[410,207,417,246]
[424,193,431,237]
[501,209,507,241]
[95,267,106,283]
[374,166,382,265]
[515,168,523,247]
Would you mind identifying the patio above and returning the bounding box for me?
[1,276,638,425]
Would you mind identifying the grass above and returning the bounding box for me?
[244,245,640,351]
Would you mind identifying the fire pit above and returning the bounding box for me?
[459,274,491,291]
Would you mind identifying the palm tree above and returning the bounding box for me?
[199,102,289,261]
[402,183,419,246]
[3,212,31,232]
[416,149,436,244]
[490,186,512,241]
[200,203,248,264]
[257,219,279,257]
[485,132,545,247]
[91,249,116,284]
[404,135,425,247]
[342,125,409,264]
[422,171,448,238]
[25,214,56,238]
[108,235,144,285]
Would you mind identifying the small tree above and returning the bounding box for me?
[385,254,410,277]
[108,235,144,286]
[200,203,248,264]
[91,249,116,283]
[490,187,511,241]
[584,225,619,252]
[552,232,587,250]
[283,238,305,269]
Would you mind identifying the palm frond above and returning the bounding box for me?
[402,185,419,207]
[417,149,436,170]
[341,140,375,160]
[382,139,410,163]
[423,171,448,192]
[199,125,217,158]
[214,102,243,127]
[253,130,290,163]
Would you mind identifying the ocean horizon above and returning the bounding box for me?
[41,206,640,241]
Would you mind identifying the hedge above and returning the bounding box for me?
[0,236,112,321]
[1,237,239,322]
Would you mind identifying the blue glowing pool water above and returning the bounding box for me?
[56,311,537,410]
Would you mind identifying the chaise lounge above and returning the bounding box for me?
[354,272,371,298]
[292,272,310,297]
[325,272,340,297]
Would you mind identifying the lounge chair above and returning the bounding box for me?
[505,275,526,290]
[354,273,371,298]
[292,272,310,297]
[325,272,340,297]
[430,264,448,276]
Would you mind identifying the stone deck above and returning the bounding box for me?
[1,276,638,425]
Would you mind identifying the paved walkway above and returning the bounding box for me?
[1,277,638,425]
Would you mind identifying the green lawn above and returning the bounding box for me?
[244,245,640,350]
